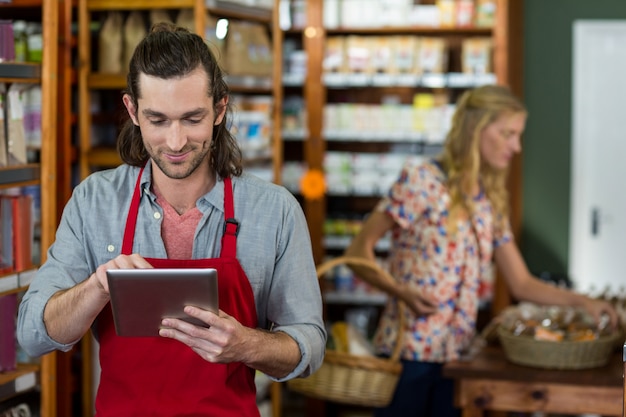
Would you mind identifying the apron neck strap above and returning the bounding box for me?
[220,177,238,258]
[122,166,145,255]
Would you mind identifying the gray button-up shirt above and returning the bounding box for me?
[17,163,326,381]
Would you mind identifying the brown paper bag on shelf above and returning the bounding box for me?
[205,15,226,67]
[175,9,195,32]
[149,9,173,27]
[461,37,493,74]
[247,23,272,77]
[123,11,147,72]
[223,21,251,76]
[98,12,124,74]
[6,84,27,166]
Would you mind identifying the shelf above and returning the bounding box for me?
[225,75,273,93]
[323,291,388,306]
[0,164,40,189]
[0,63,42,83]
[86,0,195,10]
[0,269,37,296]
[85,147,121,168]
[326,25,493,36]
[0,364,39,403]
[87,73,274,92]
[324,235,390,252]
[206,0,272,23]
[0,0,42,7]
[86,73,125,89]
[323,72,497,89]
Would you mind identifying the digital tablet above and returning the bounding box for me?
[106,268,219,337]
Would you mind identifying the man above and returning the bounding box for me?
[17,23,326,416]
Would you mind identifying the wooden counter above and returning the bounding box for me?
[442,345,623,417]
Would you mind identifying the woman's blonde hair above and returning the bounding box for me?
[438,84,526,232]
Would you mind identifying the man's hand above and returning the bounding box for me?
[159,307,249,364]
[92,253,154,294]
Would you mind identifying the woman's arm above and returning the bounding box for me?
[494,240,618,327]
[345,211,437,315]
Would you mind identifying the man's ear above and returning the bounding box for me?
[122,94,139,126]
[214,96,228,126]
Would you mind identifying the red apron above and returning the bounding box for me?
[95,168,260,416]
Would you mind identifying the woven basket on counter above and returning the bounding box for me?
[497,325,621,370]
[287,256,406,408]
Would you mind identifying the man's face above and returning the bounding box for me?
[123,66,226,180]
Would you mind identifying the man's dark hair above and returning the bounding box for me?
[117,22,242,178]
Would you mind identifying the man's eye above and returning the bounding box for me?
[186,119,202,124]
[150,120,166,126]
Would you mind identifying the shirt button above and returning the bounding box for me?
[154,212,161,219]
[107,245,115,252]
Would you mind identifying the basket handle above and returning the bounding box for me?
[316,256,406,363]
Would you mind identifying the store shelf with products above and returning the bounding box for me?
[0,364,38,403]
[0,1,60,416]
[279,1,523,415]
[282,0,522,302]
[0,269,36,296]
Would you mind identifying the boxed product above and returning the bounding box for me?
[462,37,492,74]
[416,37,447,74]
[323,36,346,73]
[391,36,420,74]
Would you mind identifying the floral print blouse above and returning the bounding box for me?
[373,159,512,362]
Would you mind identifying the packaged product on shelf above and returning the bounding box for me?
[175,8,195,32]
[323,0,340,29]
[370,36,394,75]
[149,9,173,26]
[123,11,147,72]
[6,83,28,165]
[436,0,456,28]
[205,16,226,66]
[456,0,476,27]
[380,0,413,27]
[0,84,7,167]
[462,37,493,74]
[22,85,41,149]
[475,0,496,28]
[323,36,345,73]
[391,36,420,75]
[345,36,371,74]
[12,20,27,63]
[25,22,42,63]
[247,23,273,77]
[416,37,448,74]
[0,294,18,372]
[98,12,123,74]
[224,21,271,77]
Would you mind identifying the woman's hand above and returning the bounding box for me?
[581,297,619,331]
[399,285,438,316]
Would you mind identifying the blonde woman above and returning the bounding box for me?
[345,85,617,417]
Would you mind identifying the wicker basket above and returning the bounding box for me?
[498,325,621,370]
[287,256,406,408]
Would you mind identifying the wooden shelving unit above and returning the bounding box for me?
[0,0,59,416]
[291,0,523,266]
[279,1,524,415]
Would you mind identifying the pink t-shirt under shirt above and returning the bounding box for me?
[154,191,203,260]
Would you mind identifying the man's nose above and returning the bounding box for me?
[166,122,186,151]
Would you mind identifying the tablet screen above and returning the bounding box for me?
[106,268,218,337]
